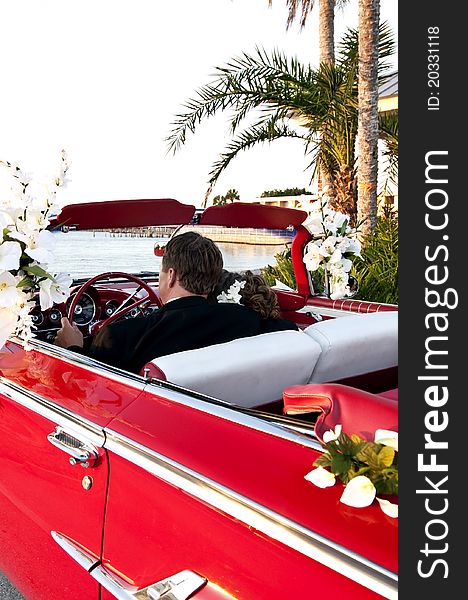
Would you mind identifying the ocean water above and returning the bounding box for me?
[49,231,284,279]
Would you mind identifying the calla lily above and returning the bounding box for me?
[304,467,336,488]
[23,230,56,264]
[375,429,398,452]
[0,272,22,308]
[38,272,72,311]
[376,497,398,518]
[0,240,22,271]
[340,476,376,508]
[322,424,342,444]
[0,307,18,348]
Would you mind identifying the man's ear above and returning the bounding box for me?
[167,267,177,288]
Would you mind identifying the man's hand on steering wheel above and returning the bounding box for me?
[54,317,84,348]
[67,272,162,335]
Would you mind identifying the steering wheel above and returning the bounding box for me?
[67,271,162,334]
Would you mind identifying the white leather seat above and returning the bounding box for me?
[146,330,322,407]
[304,311,398,383]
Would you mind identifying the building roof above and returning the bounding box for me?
[378,71,398,111]
[379,71,398,98]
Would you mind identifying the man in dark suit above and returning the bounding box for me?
[55,232,297,373]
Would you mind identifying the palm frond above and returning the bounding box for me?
[207,117,307,190]
[379,110,398,190]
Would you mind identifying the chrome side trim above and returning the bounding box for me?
[10,336,323,452]
[52,531,207,600]
[105,430,398,600]
[145,381,323,452]
[0,378,105,447]
[51,530,98,571]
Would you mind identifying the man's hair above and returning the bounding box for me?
[162,232,223,295]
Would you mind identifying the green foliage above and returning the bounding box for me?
[212,189,240,205]
[262,247,297,290]
[314,431,398,496]
[261,208,398,305]
[261,187,313,197]
[166,24,396,203]
[353,208,398,304]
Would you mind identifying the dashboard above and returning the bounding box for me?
[32,275,160,343]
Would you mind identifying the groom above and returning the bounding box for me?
[55,231,296,373]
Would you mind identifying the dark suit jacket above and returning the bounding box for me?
[85,296,298,374]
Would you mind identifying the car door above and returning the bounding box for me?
[0,340,145,600]
[99,381,398,600]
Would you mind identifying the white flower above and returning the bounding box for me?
[322,424,342,443]
[340,476,376,508]
[376,497,398,518]
[331,257,353,273]
[303,213,324,236]
[328,248,343,264]
[319,236,338,258]
[38,272,72,311]
[53,149,70,187]
[345,237,362,257]
[303,242,323,272]
[0,307,18,348]
[0,209,15,232]
[332,212,348,231]
[217,280,246,304]
[375,429,399,452]
[0,272,23,308]
[1,153,69,345]
[23,229,56,265]
[304,467,336,488]
[0,240,22,271]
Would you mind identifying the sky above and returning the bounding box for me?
[1,0,397,209]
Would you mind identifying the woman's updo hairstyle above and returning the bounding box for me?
[212,269,280,320]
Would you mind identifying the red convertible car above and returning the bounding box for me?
[0,199,398,600]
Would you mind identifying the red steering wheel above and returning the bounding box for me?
[67,272,162,334]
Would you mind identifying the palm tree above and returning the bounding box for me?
[357,0,381,235]
[166,25,395,219]
[271,0,337,65]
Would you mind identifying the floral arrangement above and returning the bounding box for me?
[304,425,398,518]
[301,191,361,300]
[217,279,245,304]
[0,152,72,349]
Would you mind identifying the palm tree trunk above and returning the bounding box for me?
[319,0,335,65]
[357,0,380,236]
[317,0,336,197]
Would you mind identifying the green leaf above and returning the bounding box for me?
[337,432,365,458]
[313,454,332,469]
[16,277,34,289]
[338,220,348,236]
[23,265,53,279]
[372,469,399,496]
[377,446,396,468]
[356,443,383,469]
[331,454,352,479]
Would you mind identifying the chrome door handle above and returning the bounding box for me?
[47,426,99,468]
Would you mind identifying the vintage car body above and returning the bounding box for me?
[0,199,398,599]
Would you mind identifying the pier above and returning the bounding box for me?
[88,225,294,245]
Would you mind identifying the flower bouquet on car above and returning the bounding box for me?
[305,425,398,518]
[0,152,72,348]
[301,191,362,300]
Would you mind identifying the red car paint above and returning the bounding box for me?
[0,199,398,599]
